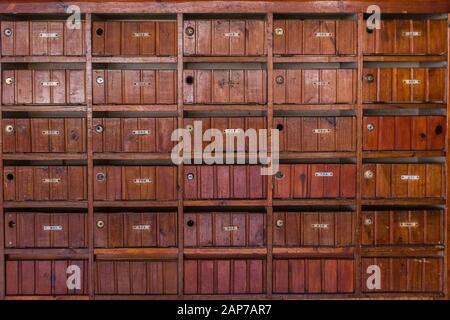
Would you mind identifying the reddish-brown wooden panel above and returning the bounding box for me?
[183,165,267,200]
[275,116,356,152]
[92,20,176,56]
[2,70,86,105]
[361,257,443,293]
[93,69,177,105]
[362,163,445,199]
[1,20,85,56]
[362,68,446,103]
[93,117,176,153]
[362,210,444,246]
[183,19,266,56]
[183,69,267,104]
[94,212,177,248]
[2,118,86,153]
[4,166,87,201]
[363,116,445,151]
[4,212,88,248]
[95,261,177,295]
[183,117,266,152]
[184,212,265,247]
[93,166,177,201]
[273,259,354,294]
[184,259,266,294]
[274,164,356,199]
[274,19,356,55]
[363,19,447,55]
[273,211,354,247]
[6,260,89,296]
[273,69,357,104]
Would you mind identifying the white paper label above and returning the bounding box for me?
[224,32,240,37]
[41,81,59,86]
[132,224,151,230]
[133,32,150,37]
[400,222,418,228]
[39,32,58,38]
[313,129,331,134]
[223,226,238,231]
[133,178,152,184]
[315,172,334,177]
[224,128,243,134]
[403,79,421,85]
[42,130,60,135]
[402,31,421,37]
[401,175,420,180]
[132,130,151,135]
[133,82,151,86]
[311,223,329,229]
[43,225,63,231]
[315,32,333,37]
[42,178,61,183]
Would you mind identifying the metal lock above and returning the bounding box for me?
[185,75,194,85]
[96,76,104,85]
[3,28,12,37]
[186,124,194,132]
[364,170,374,179]
[5,77,13,85]
[5,125,14,133]
[276,219,284,227]
[187,220,195,227]
[364,74,375,83]
[6,173,14,181]
[95,125,104,133]
[96,220,105,229]
[8,221,16,228]
[185,26,195,36]
[275,171,285,180]
[275,75,284,85]
[367,123,375,131]
[96,172,106,181]
[186,173,194,180]
[274,27,284,36]
[364,218,373,225]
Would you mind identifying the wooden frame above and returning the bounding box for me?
[0,0,449,300]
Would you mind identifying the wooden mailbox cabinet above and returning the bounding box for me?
[0,0,449,300]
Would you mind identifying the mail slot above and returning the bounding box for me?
[6,259,88,296]
[2,69,86,105]
[93,20,176,56]
[94,212,177,248]
[274,164,356,199]
[183,69,267,104]
[183,117,266,152]
[275,116,356,152]
[363,116,445,151]
[363,19,447,55]
[93,166,177,201]
[362,210,444,246]
[5,212,87,248]
[93,69,177,105]
[1,20,85,56]
[4,166,87,201]
[2,118,86,153]
[273,211,354,247]
[362,163,444,199]
[361,257,443,293]
[363,67,445,103]
[273,69,356,104]
[183,165,267,200]
[183,19,266,56]
[273,259,354,294]
[96,260,177,295]
[184,259,266,294]
[93,117,176,153]
[274,19,356,55]
[184,212,265,247]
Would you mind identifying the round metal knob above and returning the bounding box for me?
[96,28,104,37]
[8,221,16,228]
[96,220,105,228]
[185,75,194,85]
[187,220,195,227]
[276,219,284,227]
[274,27,284,36]
[5,77,13,85]
[5,125,14,133]
[275,171,285,180]
[6,173,14,181]
[96,76,104,85]
[95,124,104,133]
[367,123,375,131]
[4,28,12,37]
[364,218,373,225]
[186,124,194,132]
[364,74,375,83]
[275,75,284,85]
[96,172,106,181]
[364,170,374,179]
[186,173,194,180]
[185,26,195,36]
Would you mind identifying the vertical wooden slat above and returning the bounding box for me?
[445,13,450,299]
[85,13,95,299]
[355,13,364,296]
[0,35,4,300]
[266,13,274,299]
[177,12,184,298]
